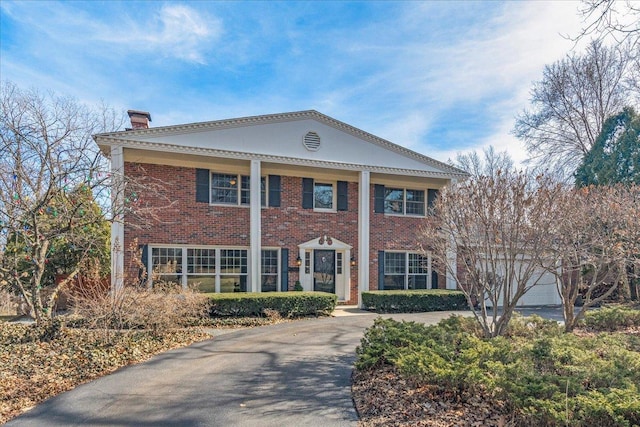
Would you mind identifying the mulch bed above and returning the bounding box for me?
[352,366,511,427]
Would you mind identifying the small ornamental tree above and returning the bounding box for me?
[422,171,563,338]
[545,184,640,331]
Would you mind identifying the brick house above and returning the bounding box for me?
[94,110,468,306]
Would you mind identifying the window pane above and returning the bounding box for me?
[151,247,182,275]
[384,252,406,274]
[220,275,247,293]
[406,189,425,215]
[261,250,278,292]
[187,248,216,274]
[150,247,182,287]
[384,188,404,214]
[220,249,248,274]
[383,275,405,290]
[187,275,216,293]
[240,176,250,205]
[220,248,247,293]
[211,173,238,204]
[261,176,267,207]
[314,182,333,209]
[383,252,406,290]
[408,253,428,274]
[408,275,428,290]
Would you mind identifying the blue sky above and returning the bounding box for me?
[0,1,587,165]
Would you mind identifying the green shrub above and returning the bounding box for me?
[206,292,336,317]
[355,317,433,370]
[356,314,640,426]
[581,306,640,332]
[361,289,468,313]
[503,313,564,339]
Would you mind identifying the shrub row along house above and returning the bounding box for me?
[94,110,469,305]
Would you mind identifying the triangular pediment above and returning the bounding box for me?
[298,236,352,250]
[95,110,467,178]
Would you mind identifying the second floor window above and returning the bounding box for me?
[211,173,266,206]
[384,188,425,216]
[314,182,334,210]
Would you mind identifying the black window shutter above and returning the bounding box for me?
[195,169,210,203]
[337,181,348,211]
[280,248,289,291]
[302,178,314,209]
[378,250,385,290]
[374,184,385,213]
[427,189,439,213]
[140,244,149,282]
[268,175,281,207]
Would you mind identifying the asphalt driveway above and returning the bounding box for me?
[6,310,468,427]
[6,306,565,426]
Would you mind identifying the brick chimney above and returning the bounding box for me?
[127,110,152,130]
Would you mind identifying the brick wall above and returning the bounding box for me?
[368,195,444,290]
[123,162,440,299]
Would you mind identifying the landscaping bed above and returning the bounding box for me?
[0,322,211,423]
[353,308,640,426]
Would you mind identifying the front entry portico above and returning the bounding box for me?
[298,236,352,302]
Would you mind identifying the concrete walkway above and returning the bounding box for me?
[6,309,468,427]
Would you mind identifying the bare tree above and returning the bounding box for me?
[514,40,636,180]
[0,81,127,324]
[543,184,640,331]
[575,0,640,47]
[450,146,514,178]
[422,172,563,338]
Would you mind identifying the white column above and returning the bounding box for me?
[249,160,262,292]
[446,180,458,290]
[446,235,457,290]
[358,171,370,307]
[110,145,125,291]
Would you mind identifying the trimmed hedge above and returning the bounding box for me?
[205,292,337,317]
[362,290,468,313]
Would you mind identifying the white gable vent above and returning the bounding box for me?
[303,131,321,151]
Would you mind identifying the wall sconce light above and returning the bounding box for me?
[350,256,356,267]
[229,178,237,186]
[296,256,302,266]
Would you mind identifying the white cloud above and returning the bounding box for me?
[1,2,222,64]
[100,5,222,63]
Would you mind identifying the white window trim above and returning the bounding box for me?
[148,245,281,292]
[383,187,426,217]
[313,180,337,212]
[260,247,281,292]
[209,173,268,208]
[383,251,432,290]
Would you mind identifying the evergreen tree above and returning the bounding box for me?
[576,107,640,186]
